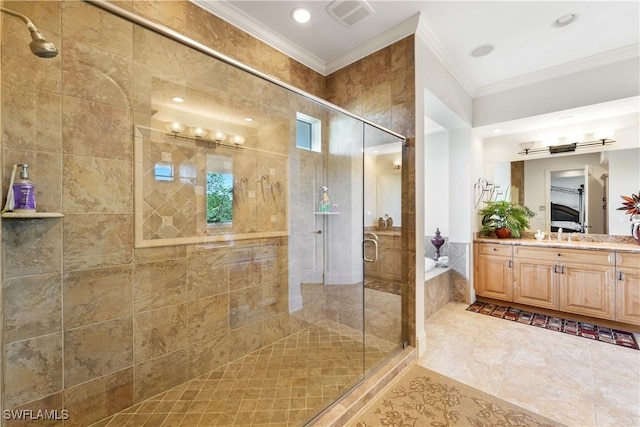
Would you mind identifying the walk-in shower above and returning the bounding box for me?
[0,6,58,58]
[0,1,406,426]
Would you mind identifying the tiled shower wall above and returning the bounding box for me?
[0,1,417,426]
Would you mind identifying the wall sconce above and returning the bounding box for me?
[191,127,207,138]
[232,135,245,146]
[392,159,402,170]
[213,131,227,143]
[168,122,185,133]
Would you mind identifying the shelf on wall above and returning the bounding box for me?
[1,212,64,219]
[314,212,340,215]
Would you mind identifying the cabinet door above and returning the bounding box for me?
[477,254,513,301]
[513,258,558,310]
[559,263,615,320]
[616,267,640,325]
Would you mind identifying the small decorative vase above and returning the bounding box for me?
[495,228,511,239]
[430,228,445,259]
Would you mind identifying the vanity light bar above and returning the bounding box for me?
[519,138,615,155]
[164,132,244,150]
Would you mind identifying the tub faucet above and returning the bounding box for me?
[557,228,563,242]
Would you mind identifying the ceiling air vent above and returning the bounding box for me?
[326,0,375,28]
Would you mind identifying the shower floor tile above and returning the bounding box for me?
[94,320,398,427]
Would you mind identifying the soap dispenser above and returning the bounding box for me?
[13,164,36,212]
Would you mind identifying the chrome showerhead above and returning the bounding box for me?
[29,30,59,58]
[1,6,58,58]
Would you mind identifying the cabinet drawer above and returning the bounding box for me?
[477,243,512,257]
[514,246,612,265]
[617,252,640,269]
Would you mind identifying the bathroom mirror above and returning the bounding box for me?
[489,147,639,236]
[133,125,288,248]
[364,143,402,227]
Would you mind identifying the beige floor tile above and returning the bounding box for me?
[418,302,640,427]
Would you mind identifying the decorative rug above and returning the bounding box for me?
[348,364,564,427]
[467,301,639,350]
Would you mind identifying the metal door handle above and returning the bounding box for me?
[619,270,623,281]
[363,238,378,263]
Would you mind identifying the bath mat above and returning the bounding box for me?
[467,301,639,350]
[347,364,565,427]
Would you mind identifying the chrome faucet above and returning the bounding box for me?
[557,227,563,242]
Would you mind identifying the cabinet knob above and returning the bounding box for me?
[557,253,561,257]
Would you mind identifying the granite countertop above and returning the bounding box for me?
[474,236,640,254]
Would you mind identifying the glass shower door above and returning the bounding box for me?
[363,123,405,374]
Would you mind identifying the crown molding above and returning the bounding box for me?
[415,15,476,97]
[192,1,421,77]
[191,0,327,75]
[474,43,640,98]
[324,13,420,75]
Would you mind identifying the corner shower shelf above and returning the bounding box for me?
[1,212,64,219]
[314,212,340,215]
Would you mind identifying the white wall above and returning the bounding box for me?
[424,130,449,236]
[473,58,640,127]
[449,126,473,243]
[608,148,640,235]
[415,15,473,355]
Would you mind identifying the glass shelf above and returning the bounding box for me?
[1,212,64,219]
[314,212,340,215]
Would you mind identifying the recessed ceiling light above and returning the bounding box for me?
[493,128,503,134]
[171,96,184,103]
[244,117,254,122]
[470,44,494,58]
[553,14,578,27]
[291,8,311,24]
[560,115,575,122]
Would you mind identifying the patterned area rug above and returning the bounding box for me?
[467,301,639,350]
[348,364,564,427]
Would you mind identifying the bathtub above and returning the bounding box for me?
[425,257,436,272]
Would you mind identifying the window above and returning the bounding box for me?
[296,112,321,152]
[206,154,233,225]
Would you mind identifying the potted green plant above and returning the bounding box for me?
[478,200,535,238]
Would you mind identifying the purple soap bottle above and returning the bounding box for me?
[13,164,36,212]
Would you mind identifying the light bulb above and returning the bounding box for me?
[168,122,185,133]
[233,135,245,145]
[191,127,207,138]
[291,8,311,24]
[213,131,226,142]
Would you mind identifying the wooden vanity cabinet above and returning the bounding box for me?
[616,252,640,325]
[557,250,615,320]
[474,243,513,301]
[512,247,558,310]
[474,241,639,325]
